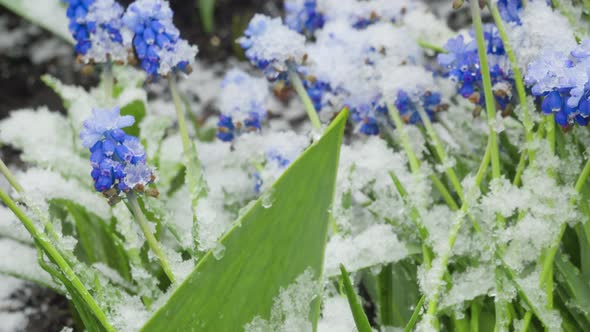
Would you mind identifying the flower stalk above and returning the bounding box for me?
[488,0,535,162]
[289,70,323,131]
[126,192,176,283]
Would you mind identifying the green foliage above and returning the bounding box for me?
[52,199,132,281]
[141,109,348,331]
[340,264,373,332]
[120,100,147,137]
[197,0,216,33]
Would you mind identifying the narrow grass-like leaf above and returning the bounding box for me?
[53,199,132,281]
[340,264,373,332]
[197,0,216,33]
[141,109,348,331]
[555,253,590,323]
[0,0,72,43]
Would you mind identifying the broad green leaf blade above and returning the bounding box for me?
[141,109,349,332]
[340,264,373,332]
[0,0,73,43]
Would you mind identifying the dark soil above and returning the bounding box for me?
[0,1,279,331]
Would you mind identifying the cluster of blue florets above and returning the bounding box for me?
[217,113,264,142]
[239,15,307,81]
[525,41,590,127]
[64,0,94,55]
[64,0,197,76]
[395,90,441,125]
[216,69,269,142]
[497,0,523,25]
[284,0,325,35]
[64,0,125,56]
[80,108,155,200]
[303,79,331,112]
[438,26,514,113]
[122,0,196,77]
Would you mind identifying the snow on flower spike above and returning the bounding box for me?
[238,14,306,81]
[80,107,157,204]
[284,0,325,35]
[123,0,198,77]
[216,69,269,141]
[497,0,523,25]
[63,0,130,63]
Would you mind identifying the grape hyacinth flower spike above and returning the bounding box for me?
[239,14,322,130]
[284,0,325,35]
[63,0,129,63]
[80,107,157,205]
[123,0,198,78]
[216,69,269,142]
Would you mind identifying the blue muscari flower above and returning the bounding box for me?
[63,0,127,61]
[239,14,307,81]
[438,26,514,112]
[349,102,386,136]
[216,115,235,142]
[497,0,523,25]
[216,69,269,141]
[526,47,590,127]
[284,0,325,35]
[304,79,331,112]
[81,107,155,195]
[395,90,441,125]
[123,0,198,77]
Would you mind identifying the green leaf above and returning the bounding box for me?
[52,199,132,282]
[197,0,216,33]
[340,264,373,332]
[555,253,590,324]
[0,0,73,43]
[120,100,147,137]
[141,109,349,331]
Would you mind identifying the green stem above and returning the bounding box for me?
[472,3,509,330]
[426,139,492,320]
[576,157,590,193]
[513,151,527,186]
[388,103,421,172]
[416,106,464,200]
[169,75,206,258]
[0,158,23,193]
[169,76,194,163]
[404,295,425,332]
[472,0,501,180]
[127,192,176,283]
[488,0,535,162]
[417,40,447,54]
[430,174,460,211]
[546,114,556,153]
[103,59,114,103]
[0,187,114,331]
[289,71,322,131]
[390,171,433,266]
